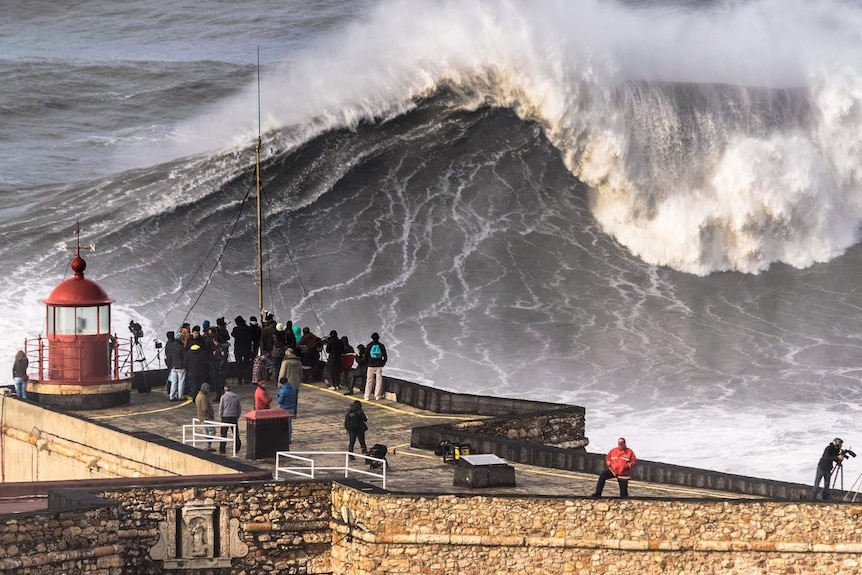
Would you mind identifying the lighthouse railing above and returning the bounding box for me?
[22,336,135,382]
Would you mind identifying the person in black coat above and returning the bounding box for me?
[248,316,262,357]
[285,320,298,355]
[185,326,210,398]
[325,330,344,390]
[344,400,368,455]
[231,316,253,385]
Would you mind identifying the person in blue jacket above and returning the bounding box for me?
[278,381,298,442]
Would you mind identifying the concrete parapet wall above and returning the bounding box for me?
[0,396,257,484]
[413,422,813,500]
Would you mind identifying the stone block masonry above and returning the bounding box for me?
[331,484,862,575]
[0,504,123,575]
[2,480,862,574]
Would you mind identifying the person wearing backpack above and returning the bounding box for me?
[344,400,368,456]
[363,332,388,400]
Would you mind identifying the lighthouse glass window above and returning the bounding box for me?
[76,307,99,335]
[48,306,103,336]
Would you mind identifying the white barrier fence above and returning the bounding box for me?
[274,451,387,489]
[182,418,238,457]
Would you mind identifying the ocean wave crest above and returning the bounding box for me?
[166,0,862,275]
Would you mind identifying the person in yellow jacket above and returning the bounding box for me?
[591,437,637,498]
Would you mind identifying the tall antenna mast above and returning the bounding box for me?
[255,47,264,319]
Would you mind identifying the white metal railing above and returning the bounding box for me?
[274,451,387,489]
[182,418,237,457]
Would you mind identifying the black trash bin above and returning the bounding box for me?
[243,409,292,459]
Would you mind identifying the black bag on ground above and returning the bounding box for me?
[366,444,387,468]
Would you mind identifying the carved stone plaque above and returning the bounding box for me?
[149,498,248,570]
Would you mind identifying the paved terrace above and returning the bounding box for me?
[70,375,764,501]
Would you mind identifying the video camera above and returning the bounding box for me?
[129,320,144,343]
[841,448,857,458]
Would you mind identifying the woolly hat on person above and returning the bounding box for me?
[234,315,245,324]
[250,316,258,324]
[276,323,284,332]
[200,382,211,393]
[202,320,210,330]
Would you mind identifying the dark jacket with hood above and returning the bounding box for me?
[231,316,253,358]
[164,332,185,371]
[185,339,210,378]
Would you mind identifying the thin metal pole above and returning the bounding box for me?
[256,47,264,319]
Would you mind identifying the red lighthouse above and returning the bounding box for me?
[25,237,133,409]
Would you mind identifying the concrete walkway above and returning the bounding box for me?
[76,377,757,500]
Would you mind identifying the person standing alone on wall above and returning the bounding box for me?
[812,438,846,500]
[592,437,637,498]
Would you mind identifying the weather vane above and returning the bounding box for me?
[60,221,96,254]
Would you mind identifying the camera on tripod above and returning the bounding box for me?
[154,339,163,350]
[129,320,144,344]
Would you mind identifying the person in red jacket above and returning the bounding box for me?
[254,380,272,410]
[591,437,637,498]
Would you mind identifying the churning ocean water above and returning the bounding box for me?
[2,0,862,487]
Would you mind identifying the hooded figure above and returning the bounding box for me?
[254,380,272,410]
[279,347,303,390]
[195,383,216,451]
[165,331,187,400]
[343,400,368,455]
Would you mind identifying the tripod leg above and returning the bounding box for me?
[135,343,150,393]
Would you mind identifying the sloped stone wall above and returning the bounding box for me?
[452,406,586,447]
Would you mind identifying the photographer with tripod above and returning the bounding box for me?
[812,438,855,500]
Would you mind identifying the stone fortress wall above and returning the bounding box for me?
[1,376,858,574]
[2,480,862,575]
